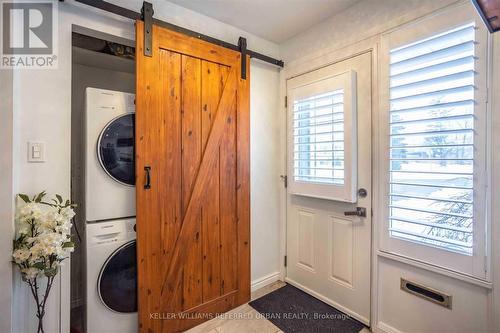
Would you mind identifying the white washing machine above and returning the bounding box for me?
[86,218,137,333]
[85,87,136,222]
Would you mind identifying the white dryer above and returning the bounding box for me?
[85,87,135,222]
[86,218,137,333]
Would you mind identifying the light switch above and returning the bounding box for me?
[28,141,45,162]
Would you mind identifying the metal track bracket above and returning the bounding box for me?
[238,37,247,80]
[141,1,153,57]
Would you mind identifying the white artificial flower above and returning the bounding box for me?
[12,249,30,264]
[55,219,72,234]
[60,207,75,220]
[39,211,58,231]
[26,237,37,244]
[31,205,43,221]
[18,203,35,217]
[16,203,33,223]
[13,194,76,283]
[17,225,30,235]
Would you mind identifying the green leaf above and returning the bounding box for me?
[62,241,75,248]
[18,194,31,203]
[44,267,58,277]
[56,194,63,204]
[33,262,46,270]
[34,191,47,203]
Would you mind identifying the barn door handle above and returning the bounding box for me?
[144,166,151,189]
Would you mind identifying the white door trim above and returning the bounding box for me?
[0,65,14,333]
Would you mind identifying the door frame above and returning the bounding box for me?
[279,38,379,326]
[0,61,14,333]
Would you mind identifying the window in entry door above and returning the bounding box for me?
[288,70,357,202]
[294,89,346,185]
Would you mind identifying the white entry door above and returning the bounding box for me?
[286,52,372,325]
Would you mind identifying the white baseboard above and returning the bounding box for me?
[251,272,281,292]
[376,322,404,333]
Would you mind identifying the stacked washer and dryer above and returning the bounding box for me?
[84,88,137,333]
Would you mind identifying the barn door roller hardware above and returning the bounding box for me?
[141,2,153,57]
[238,37,247,79]
[72,0,284,79]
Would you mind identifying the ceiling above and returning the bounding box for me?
[167,0,361,43]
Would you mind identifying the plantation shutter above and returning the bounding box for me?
[388,23,477,255]
[380,4,490,278]
[288,70,357,202]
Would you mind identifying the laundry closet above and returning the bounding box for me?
[69,16,259,332]
[70,27,137,333]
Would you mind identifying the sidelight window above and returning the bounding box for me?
[388,24,476,255]
[379,6,489,278]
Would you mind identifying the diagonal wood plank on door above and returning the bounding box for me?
[160,67,238,316]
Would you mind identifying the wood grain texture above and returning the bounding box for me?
[201,62,227,303]
[136,21,250,333]
[236,56,251,306]
[156,28,240,68]
[181,55,203,311]
[136,21,161,333]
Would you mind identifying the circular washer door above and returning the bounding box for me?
[98,240,137,313]
[98,113,135,186]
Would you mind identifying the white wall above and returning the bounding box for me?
[280,0,498,332]
[280,0,457,64]
[250,62,282,287]
[10,0,282,332]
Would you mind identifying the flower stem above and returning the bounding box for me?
[27,276,55,333]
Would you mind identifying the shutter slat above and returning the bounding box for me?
[390,113,473,125]
[389,228,473,248]
[390,181,472,190]
[390,55,475,84]
[390,216,472,232]
[390,99,473,117]
[390,206,473,219]
[390,24,474,63]
[390,193,473,205]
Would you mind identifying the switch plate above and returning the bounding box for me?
[28,141,45,163]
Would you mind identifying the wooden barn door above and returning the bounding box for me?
[135,21,250,333]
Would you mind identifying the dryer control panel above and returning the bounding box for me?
[87,218,136,247]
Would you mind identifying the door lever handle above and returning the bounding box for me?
[144,166,151,189]
[344,207,366,217]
